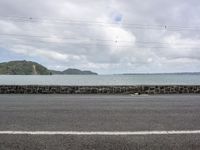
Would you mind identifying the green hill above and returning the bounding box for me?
[50,68,97,75]
[62,68,97,75]
[0,60,98,75]
[0,60,51,75]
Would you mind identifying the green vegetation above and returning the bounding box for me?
[0,60,50,75]
[50,68,97,75]
[62,68,97,75]
[0,60,98,75]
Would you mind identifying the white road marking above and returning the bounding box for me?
[0,130,200,135]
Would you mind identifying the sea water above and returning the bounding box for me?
[0,74,200,85]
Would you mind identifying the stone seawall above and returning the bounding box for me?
[0,85,200,94]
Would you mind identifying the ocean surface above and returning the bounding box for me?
[0,74,200,85]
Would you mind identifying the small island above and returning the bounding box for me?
[0,60,98,75]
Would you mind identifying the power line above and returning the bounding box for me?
[0,33,199,47]
[0,15,164,27]
[1,15,200,31]
[0,37,199,50]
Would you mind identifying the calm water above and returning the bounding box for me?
[0,74,200,85]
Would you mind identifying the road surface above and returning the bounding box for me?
[0,95,200,150]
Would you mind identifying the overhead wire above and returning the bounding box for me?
[0,33,199,48]
[0,15,200,49]
[0,15,200,31]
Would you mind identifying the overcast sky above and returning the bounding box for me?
[0,0,200,74]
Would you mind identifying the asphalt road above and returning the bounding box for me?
[0,95,200,150]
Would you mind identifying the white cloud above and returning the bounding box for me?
[0,0,200,73]
[7,45,86,63]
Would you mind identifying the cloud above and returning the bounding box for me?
[0,0,200,73]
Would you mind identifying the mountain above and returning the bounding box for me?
[0,60,50,75]
[50,68,98,75]
[62,68,97,75]
[0,60,98,75]
[50,70,63,75]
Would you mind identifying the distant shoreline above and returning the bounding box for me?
[0,72,200,75]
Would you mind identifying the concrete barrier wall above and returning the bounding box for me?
[0,85,200,94]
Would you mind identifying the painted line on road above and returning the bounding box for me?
[1,130,200,135]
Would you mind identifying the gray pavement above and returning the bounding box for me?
[0,95,200,149]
